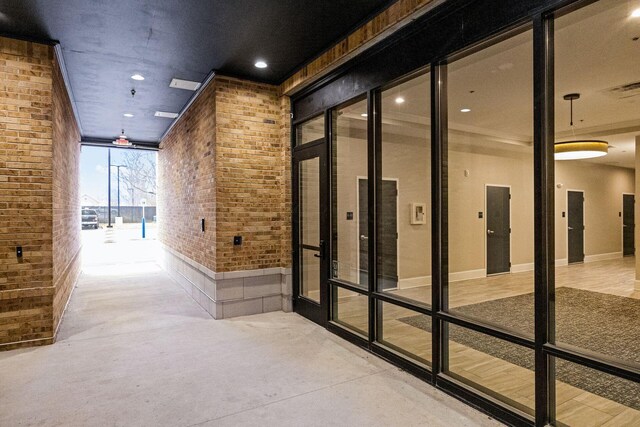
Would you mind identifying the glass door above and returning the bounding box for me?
[293,133,328,325]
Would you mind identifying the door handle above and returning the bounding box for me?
[317,240,326,260]
[487,229,494,235]
[360,235,368,241]
[568,226,573,230]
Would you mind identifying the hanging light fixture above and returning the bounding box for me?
[554,93,608,160]
[113,129,132,147]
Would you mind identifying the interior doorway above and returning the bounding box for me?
[623,193,635,257]
[485,185,511,275]
[358,178,398,289]
[567,190,585,264]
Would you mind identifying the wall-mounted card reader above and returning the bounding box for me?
[16,246,23,258]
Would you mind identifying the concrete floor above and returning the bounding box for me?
[0,256,502,426]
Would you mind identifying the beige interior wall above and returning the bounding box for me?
[335,131,367,283]
[335,122,431,284]
[333,119,634,282]
[382,132,431,281]
[448,138,535,273]
[554,159,635,261]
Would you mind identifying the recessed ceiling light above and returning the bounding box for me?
[155,111,179,119]
[631,8,640,18]
[255,60,268,68]
[395,97,405,104]
[123,113,134,118]
[131,74,145,81]
[361,113,368,117]
[169,78,201,91]
[460,108,471,113]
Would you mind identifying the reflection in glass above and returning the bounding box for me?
[378,301,431,366]
[332,98,368,288]
[378,71,432,306]
[553,0,640,365]
[447,28,535,335]
[296,114,324,146]
[299,157,320,302]
[332,286,368,336]
[553,358,640,426]
[445,323,535,415]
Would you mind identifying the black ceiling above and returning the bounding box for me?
[0,0,392,145]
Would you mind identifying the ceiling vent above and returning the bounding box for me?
[602,81,640,100]
[169,78,201,91]
[155,111,179,119]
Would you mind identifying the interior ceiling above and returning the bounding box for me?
[373,0,640,169]
[0,0,392,145]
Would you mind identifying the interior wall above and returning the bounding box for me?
[334,122,431,284]
[334,120,635,282]
[555,160,634,261]
[51,52,82,333]
[448,139,535,273]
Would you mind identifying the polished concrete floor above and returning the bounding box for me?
[0,257,502,426]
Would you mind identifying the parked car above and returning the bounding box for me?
[81,208,99,229]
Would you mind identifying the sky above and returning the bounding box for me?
[80,146,156,206]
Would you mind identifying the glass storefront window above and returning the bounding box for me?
[331,97,369,288]
[296,114,324,146]
[447,28,535,336]
[332,285,369,336]
[378,301,431,366]
[445,323,535,415]
[378,71,432,306]
[553,358,640,426]
[553,0,640,368]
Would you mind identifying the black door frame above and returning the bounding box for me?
[290,0,640,426]
[292,119,330,327]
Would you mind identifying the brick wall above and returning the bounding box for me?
[159,75,291,274]
[214,76,286,272]
[51,52,81,333]
[0,37,81,350]
[158,76,217,272]
[0,38,55,349]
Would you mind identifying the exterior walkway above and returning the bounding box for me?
[0,259,502,426]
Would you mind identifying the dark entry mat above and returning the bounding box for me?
[399,287,640,410]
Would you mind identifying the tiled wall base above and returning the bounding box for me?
[159,244,292,319]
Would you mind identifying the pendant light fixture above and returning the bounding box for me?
[554,93,608,160]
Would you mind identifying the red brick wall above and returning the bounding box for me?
[158,75,292,273]
[51,52,81,333]
[0,38,55,348]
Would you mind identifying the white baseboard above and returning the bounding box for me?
[398,275,432,289]
[556,258,568,267]
[449,268,486,282]
[511,262,534,273]
[584,252,622,263]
